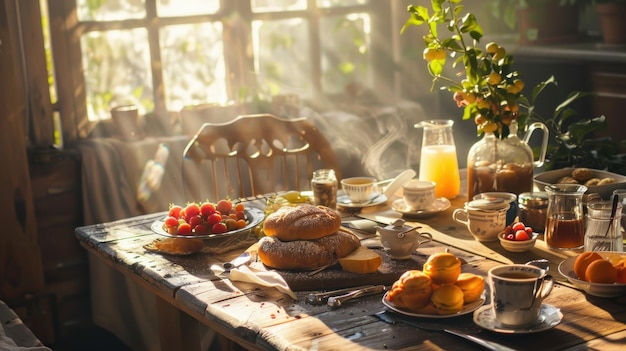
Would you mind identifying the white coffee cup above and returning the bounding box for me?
[341,177,377,203]
[379,228,433,260]
[452,200,509,242]
[402,179,436,210]
[489,264,553,327]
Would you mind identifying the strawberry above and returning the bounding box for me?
[515,230,531,241]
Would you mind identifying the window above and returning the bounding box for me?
[26,0,421,144]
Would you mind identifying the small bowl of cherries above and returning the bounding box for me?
[499,221,539,253]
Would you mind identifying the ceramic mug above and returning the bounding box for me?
[489,264,553,327]
[341,177,377,203]
[379,229,433,260]
[402,179,436,210]
[452,204,509,242]
[473,192,518,226]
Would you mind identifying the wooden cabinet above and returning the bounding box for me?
[589,63,626,145]
[28,148,88,344]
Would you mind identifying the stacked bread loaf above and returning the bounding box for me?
[257,204,364,270]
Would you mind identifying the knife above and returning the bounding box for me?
[374,310,518,351]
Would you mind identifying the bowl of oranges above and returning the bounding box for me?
[558,251,626,297]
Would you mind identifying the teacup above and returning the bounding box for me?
[473,192,518,226]
[341,177,377,203]
[489,264,553,327]
[379,228,433,260]
[452,200,509,242]
[402,179,436,210]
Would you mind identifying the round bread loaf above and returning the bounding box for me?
[386,270,433,312]
[430,285,464,315]
[423,252,462,285]
[454,272,485,303]
[257,228,360,270]
[263,204,341,241]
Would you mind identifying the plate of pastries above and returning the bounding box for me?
[383,252,486,318]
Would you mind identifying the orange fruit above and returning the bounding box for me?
[574,252,603,280]
[585,259,618,284]
[614,260,626,284]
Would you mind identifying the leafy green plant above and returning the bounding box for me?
[534,91,626,173]
[402,0,548,139]
[403,0,626,174]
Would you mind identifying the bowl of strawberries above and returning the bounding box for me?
[499,221,539,253]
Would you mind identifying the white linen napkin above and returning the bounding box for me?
[228,262,297,300]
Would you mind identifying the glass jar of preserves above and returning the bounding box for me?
[311,169,338,209]
[518,192,548,233]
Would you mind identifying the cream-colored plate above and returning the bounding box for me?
[558,252,626,297]
[382,291,484,318]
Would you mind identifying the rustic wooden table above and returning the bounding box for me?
[75,193,626,351]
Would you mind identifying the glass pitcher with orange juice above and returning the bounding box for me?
[416,120,460,199]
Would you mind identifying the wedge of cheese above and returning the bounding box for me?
[338,246,382,274]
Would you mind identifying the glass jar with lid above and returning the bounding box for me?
[518,192,548,233]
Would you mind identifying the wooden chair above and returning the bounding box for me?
[182,113,341,201]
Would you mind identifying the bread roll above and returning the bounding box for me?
[263,204,341,241]
[423,252,462,285]
[257,228,360,270]
[386,270,432,312]
[430,285,464,315]
[455,273,484,303]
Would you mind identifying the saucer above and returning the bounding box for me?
[473,304,563,334]
[391,198,451,217]
[337,193,388,209]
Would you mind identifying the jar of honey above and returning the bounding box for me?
[518,192,548,233]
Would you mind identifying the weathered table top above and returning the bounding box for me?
[75,194,626,351]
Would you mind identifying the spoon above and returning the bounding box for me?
[223,252,251,272]
[604,193,620,238]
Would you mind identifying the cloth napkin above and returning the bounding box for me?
[225,262,297,300]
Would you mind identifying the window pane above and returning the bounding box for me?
[252,18,311,97]
[40,0,57,104]
[81,29,153,121]
[160,22,226,110]
[317,0,369,8]
[320,13,371,94]
[157,0,219,17]
[76,0,146,21]
[251,0,306,12]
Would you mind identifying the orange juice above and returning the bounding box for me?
[418,145,460,199]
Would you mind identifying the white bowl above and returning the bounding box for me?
[533,168,626,200]
[498,232,538,253]
[558,252,626,297]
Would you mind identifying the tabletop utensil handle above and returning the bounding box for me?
[444,329,519,351]
[604,193,620,237]
[305,285,373,305]
[327,285,386,308]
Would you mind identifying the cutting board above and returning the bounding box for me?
[245,242,429,291]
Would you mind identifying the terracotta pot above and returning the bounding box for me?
[518,1,580,44]
[596,3,626,45]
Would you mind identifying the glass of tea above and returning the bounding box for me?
[544,184,588,250]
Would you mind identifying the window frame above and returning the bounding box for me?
[23,0,427,146]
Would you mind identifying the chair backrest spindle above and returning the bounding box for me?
[182,113,340,201]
